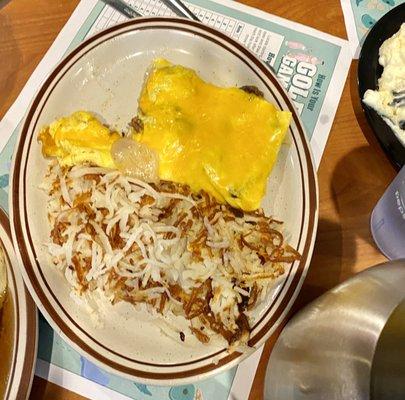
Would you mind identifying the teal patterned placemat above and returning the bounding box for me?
[342,0,405,55]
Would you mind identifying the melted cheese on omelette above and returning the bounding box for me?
[38,111,120,168]
[135,59,291,211]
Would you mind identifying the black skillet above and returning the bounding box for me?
[358,3,405,169]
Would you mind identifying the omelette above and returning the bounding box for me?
[135,59,291,211]
[39,59,291,211]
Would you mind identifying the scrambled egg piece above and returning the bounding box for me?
[136,59,291,211]
[38,111,120,168]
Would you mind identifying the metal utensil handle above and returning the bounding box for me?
[161,0,200,21]
[102,0,142,18]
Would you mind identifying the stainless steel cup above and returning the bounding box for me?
[264,260,405,400]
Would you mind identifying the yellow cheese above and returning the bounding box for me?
[135,59,291,211]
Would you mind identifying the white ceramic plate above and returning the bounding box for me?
[0,208,37,399]
[10,17,318,384]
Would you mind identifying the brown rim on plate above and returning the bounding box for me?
[11,17,317,381]
[0,208,37,399]
[2,213,19,400]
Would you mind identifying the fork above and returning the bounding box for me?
[101,0,141,18]
[391,89,405,108]
[389,90,405,130]
[160,0,200,21]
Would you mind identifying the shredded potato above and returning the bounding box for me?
[43,161,300,349]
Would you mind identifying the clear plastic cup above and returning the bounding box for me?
[371,165,405,260]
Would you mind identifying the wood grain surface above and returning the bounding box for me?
[0,0,396,399]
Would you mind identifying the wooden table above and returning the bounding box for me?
[0,0,397,398]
